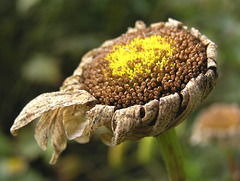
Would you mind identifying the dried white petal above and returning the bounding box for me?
[86,105,115,131]
[166,18,183,28]
[173,76,206,127]
[190,27,201,39]
[114,100,159,143]
[203,69,217,99]
[110,100,158,145]
[62,105,92,143]
[84,105,115,145]
[141,100,159,125]
[111,105,142,146]
[10,90,97,136]
[200,35,213,46]
[150,22,165,28]
[49,108,67,165]
[135,20,146,30]
[34,109,58,150]
[152,93,181,135]
[207,58,217,69]
[206,42,218,63]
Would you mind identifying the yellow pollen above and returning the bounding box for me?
[105,35,175,79]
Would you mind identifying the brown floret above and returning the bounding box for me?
[82,26,207,109]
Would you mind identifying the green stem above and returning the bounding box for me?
[156,128,186,181]
[223,146,240,181]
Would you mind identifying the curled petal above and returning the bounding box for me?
[200,35,213,46]
[62,104,96,143]
[190,27,201,39]
[207,42,218,62]
[123,100,159,141]
[111,105,142,146]
[166,18,184,28]
[110,100,160,145]
[134,20,146,30]
[152,93,181,135]
[141,100,159,125]
[10,90,97,164]
[203,69,217,99]
[10,90,97,136]
[172,76,206,129]
[34,109,58,151]
[86,105,115,131]
[49,109,67,165]
[84,105,115,145]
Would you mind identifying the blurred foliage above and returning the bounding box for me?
[0,0,240,180]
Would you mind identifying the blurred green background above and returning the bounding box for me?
[0,0,240,180]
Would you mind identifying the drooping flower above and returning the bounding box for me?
[10,18,218,164]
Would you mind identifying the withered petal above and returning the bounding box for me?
[207,42,218,62]
[34,109,58,151]
[111,105,142,145]
[82,105,115,145]
[117,100,159,142]
[86,105,115,131]
[110,101,161,146]
[152,93,181,135]
[49,109,67,165]
[10,90,97,136]
[172,76,206,129]
[62,104,95,143]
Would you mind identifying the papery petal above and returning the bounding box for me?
[61,91,97,143]
[62,105,93,143]
[110,100,160,146]
[68,105,115,144]
[124,100,159,141]
[84,105,115,145]
[49,108,67,165]
[111,105,142,146]
[86,105,115,131]
[10,90,97,136]
[151,93,181,135]
[34,109,58,150]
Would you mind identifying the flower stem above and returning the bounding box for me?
[156,128,186,181]
[223,146,240,181]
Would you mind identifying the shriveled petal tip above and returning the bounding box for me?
[207,42,218,62]
[34,110,58,151]
[10,90,97,136]
[49,110,67,165]
[166,18,184,28]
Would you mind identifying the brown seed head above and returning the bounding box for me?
[82,26,207,109]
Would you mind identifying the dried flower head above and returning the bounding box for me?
[10,18,218,164]
[190,104,240,147]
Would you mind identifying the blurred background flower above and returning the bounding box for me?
[0,0,239,180]
[190,104,240,181]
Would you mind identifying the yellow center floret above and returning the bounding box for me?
[105,35,175,79]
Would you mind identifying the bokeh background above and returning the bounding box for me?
[1,0,240,180]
